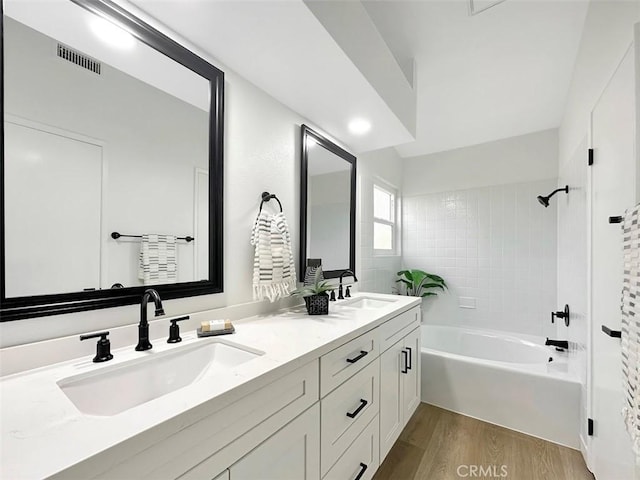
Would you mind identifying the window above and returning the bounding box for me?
[373,184,396,253]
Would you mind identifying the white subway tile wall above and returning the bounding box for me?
[403,179,558,337]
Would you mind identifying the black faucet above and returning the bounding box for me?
[338,270,358,300]
[136,289,165,351]
[545,338,569,350]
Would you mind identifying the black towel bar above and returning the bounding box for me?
[111,232,194,242]
[609,216,623,224]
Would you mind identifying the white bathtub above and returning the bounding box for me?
[420,325,581,448]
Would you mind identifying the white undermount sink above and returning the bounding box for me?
[57,340,263,416]
[339,296,398,309]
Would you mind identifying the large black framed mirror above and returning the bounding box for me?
[300,125,356,281]
[0,0,224,321]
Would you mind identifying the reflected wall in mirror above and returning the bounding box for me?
[300,125,356,280]
[1,0,224,321]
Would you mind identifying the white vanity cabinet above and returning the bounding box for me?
[15,298,421,480]
[229,404,320,480]
[379,313,421,460]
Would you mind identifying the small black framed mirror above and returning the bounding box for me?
[1,0,224,321]
[300,125,356,281]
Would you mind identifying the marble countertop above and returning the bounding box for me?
[0,293,420,479]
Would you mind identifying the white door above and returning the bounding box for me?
[402,328,421,422]
[4,121,102,297]
[590,43,637,479]
[230,405,320,480]
[379,338,404,460]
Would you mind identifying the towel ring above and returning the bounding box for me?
[259,191,283,212]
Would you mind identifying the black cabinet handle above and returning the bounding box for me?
[406,347,412,370]
[346,399,368,418]
[354,462,368,480]
[401,349,408,374]
[602,325,622,338]
[346,350,368,364]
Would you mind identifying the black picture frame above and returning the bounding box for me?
[299,125,356,281]
[0,0,225,321]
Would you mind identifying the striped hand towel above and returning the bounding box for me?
[621,204,640,461]
[251,210,297,302]
[138,234,178,285]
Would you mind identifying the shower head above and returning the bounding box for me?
[537,185,569,208]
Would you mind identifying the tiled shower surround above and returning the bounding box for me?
[403,179,558,337]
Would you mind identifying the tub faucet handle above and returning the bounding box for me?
[551,304,570,327]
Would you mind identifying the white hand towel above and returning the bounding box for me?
[251,211,296,302]
[138,234,177,285]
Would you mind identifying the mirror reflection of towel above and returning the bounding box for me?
[138,234,177,285]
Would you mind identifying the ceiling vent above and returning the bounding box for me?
[469,0,507,16]
[56,43,101,75]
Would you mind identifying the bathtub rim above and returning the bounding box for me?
[420,324,579,383]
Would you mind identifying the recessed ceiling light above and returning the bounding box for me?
[90,17,135,50]
[348,118,371,135]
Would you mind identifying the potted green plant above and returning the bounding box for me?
[291,270,333,315]
[395,269,447,298]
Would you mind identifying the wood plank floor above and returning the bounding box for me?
[374,404,594,480]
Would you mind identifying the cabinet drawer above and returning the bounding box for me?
[323,415,379,480]
[320,328,379,397]
[321,358,380,476]
[378,307,420,353]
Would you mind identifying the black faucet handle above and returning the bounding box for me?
[330,290,336,301]
[345,286,352,298]
[551,304,570,326]
[80,331,113,363]
[167,316,189,344]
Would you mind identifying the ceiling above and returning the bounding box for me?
[126,0,589,158]
[363,0,589,157]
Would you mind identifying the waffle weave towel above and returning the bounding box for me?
[138,234,177,285]
[251,211,296,302]
[621,204,640,462]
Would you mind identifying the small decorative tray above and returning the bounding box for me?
[197,326,235,337]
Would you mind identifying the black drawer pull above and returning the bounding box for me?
[401,349,408,374]
[346,350,368,364]
[354,462,368,480]
[406,347,412,370]
[602,325,622,338]
[346,399,368,418]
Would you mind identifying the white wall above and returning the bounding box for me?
[557,0,640,464]
[559,0,640,169]
[357,147,403,294]
[403,129,559,196]
[556,136,589,451]
[401,131,559,337]
[0,8,319,349]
